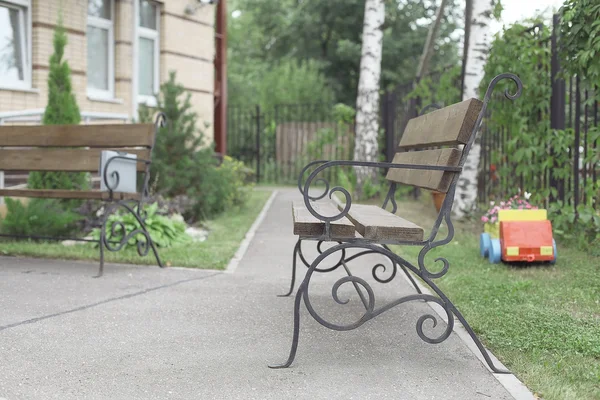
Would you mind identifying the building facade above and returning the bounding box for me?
[0,0,215,131]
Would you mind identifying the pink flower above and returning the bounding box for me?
[526,204,532,209]
[490,216,497,223]
[533,206,538,210]
[500,201,506,207]
[482,216,489,222]
[518,200,523,204]
[519,205,523,209]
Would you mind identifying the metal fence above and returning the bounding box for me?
[227,103,354,184]
[478,15,599,210]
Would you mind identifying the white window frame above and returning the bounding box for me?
[136,0,160,107]
[86,0,115,100]
[0,0,32,91]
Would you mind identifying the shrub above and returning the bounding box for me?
[187,156,254,220]
[91,202,192,249]
[0,198,81,238]
[139,72,251,221]
[28,15,88,194]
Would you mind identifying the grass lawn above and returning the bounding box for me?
[388,195,600,400]
[0,189,272,270]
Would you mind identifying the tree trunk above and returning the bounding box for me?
[353,0,385,198]
[415,0,449,81]
[453,0,494,217]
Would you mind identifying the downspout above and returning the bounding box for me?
[213,0,227,155]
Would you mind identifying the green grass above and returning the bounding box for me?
[388,196,600,400]
[0,189,272,270]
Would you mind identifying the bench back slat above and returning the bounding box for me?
[398,98,483,149]
[0,124,155,147]
[385,148,462,193]
[0,148,151,172]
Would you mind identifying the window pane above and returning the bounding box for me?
[87,26,109,91]
[139,0,157,30]
[88,0,111,19]
[138,37,155,96]
[0,5,25,82]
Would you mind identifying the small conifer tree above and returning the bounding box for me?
[139,71,216,198]
[28,16,88,192]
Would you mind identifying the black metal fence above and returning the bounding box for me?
[227,104,354,184]
[478,15,599,210]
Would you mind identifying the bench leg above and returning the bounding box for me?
[271,242,509,374]
[278,239,300,297]
[98,201,165,276]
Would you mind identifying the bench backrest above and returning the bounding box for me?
[0,124,155,173]
[385,98,483,193]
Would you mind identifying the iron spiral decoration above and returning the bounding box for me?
[101,201,153,257]
[300,243,454,343]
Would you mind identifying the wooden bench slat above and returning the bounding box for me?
[398,98,483,149]
[331,198,424,242]
[0,149,151,172]
[292,201,356,238]
[385,148,462,193]
[0,189,141,201]
[0,124,154,147]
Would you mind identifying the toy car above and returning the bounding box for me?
[480,209,557,264]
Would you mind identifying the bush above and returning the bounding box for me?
[91,202,191,249]
[0,198,81,238]
[28,15,88,195]
[188,156,254,220]
[139,72,251,222]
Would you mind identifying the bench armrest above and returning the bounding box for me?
[301,160,461,224]
[102,154,152,193]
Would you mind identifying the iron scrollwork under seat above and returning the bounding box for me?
[270,73,523,373]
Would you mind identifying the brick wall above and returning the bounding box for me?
[0,0,215,138]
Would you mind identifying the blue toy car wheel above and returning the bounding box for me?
[489,239,502,264]
[480,233,491,258]
[550,239,557,264]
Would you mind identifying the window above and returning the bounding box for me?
[87,0,114,99]
[137,0,159,105]
[0,0,31,90]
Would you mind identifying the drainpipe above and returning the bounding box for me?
[213,0,227,155]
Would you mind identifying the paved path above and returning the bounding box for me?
[0,189,518,399]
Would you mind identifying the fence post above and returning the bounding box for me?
[382,92,396,163]
[550,13,566,203]
[255,104,261,183]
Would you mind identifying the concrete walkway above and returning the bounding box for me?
[0,189,520,399]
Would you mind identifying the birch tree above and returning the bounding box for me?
[353,0,385,197]
[453,0,494,217]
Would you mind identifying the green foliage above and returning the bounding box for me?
[139,71,213,197]
[91,202,192,249]
[28,16,88,193]
[0,198,81,237]
[139,72,252,221]
[406,65,462,110]
[559,0,600,85]
[228,0,462,105]
[482,18,600,251]
[230,59,335,109]
[188,156,254,220]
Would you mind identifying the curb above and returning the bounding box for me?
[224,190,278,274]
[397,271,537,400]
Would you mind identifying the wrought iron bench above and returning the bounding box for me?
[270,74,523,373]
[0,114,166,277]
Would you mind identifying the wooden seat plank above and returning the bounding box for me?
[330,196,424,242]
[0,148,151,172]
[398,98,483,149]
[292,201,355,238]
[0,124,154,147]
[0,189,141,201]
[385,147,462,193]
